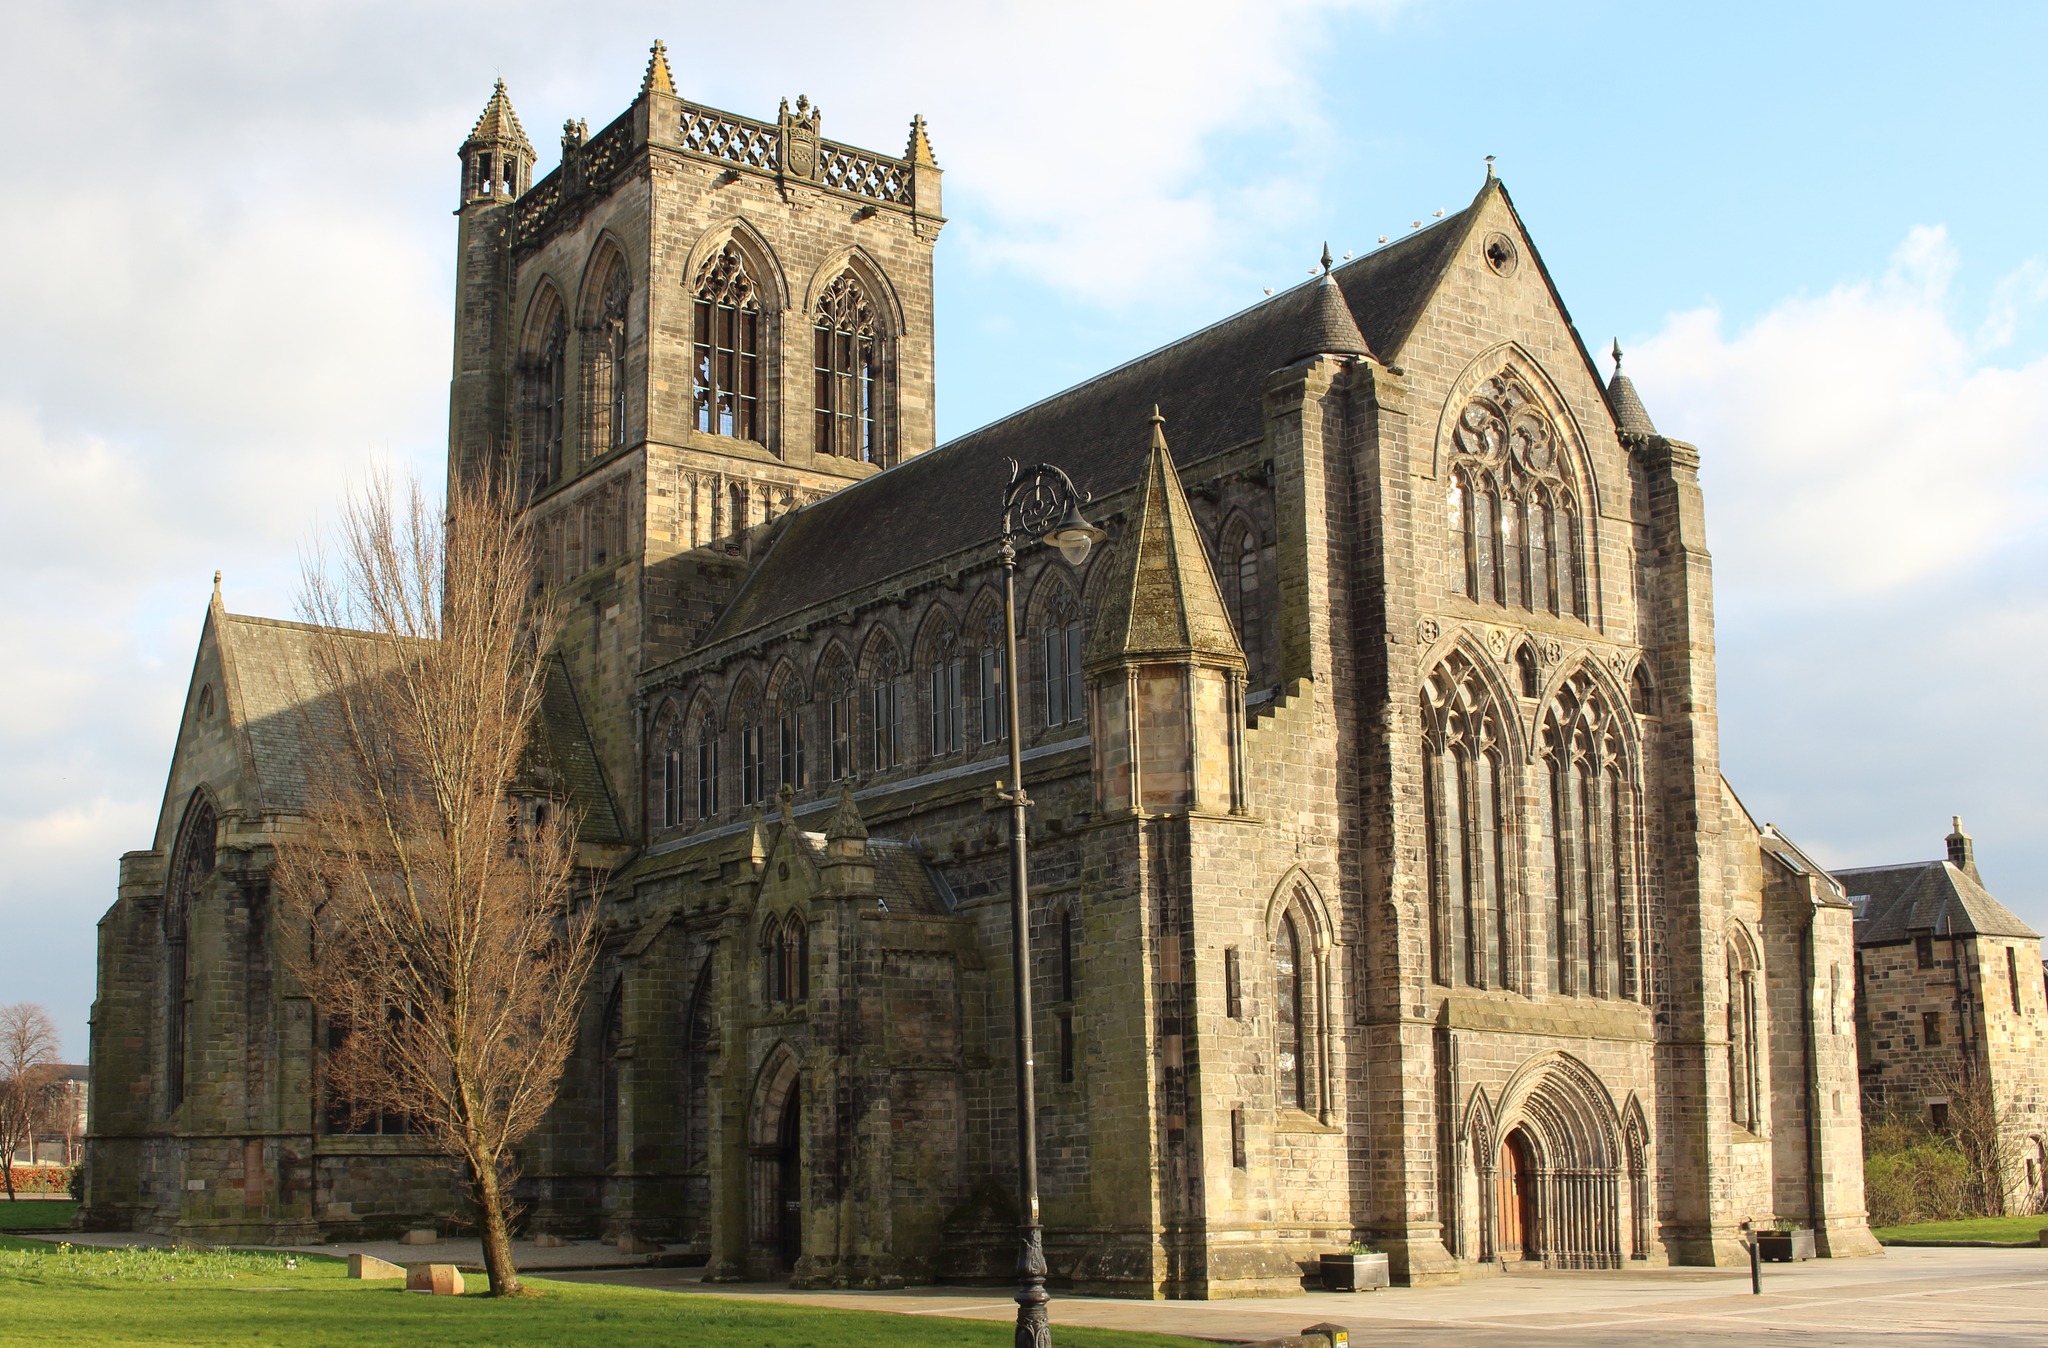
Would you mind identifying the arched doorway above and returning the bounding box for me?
[749,1047,802,1276]
[1492,1053,1624,1270]
[1499,1128,1538,1263]
[775,1088,801,1268]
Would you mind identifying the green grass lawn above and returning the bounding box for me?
[0,1236,1208,1347]
[1872,1214,2048,1246]
[0,1200,77,1231]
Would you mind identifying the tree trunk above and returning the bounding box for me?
[473,1157,522,1296]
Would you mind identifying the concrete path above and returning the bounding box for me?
[549,1246,2048,1346]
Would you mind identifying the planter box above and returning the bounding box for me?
[1319,1252,1390,1292]
[1756,1229,1815,1262]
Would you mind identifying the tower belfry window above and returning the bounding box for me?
[814,270,881,462]
[692,243,762,442]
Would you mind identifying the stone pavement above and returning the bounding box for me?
[549,1247,2048,1346]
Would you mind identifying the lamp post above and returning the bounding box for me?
[997,460,1103,1348]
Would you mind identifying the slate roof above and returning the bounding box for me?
[1833,860,2039,943]
[1605,342,1657,440]
[1083,417,1244,671]
[214,611,621,843]
[793,833,955,915]
[535,653,627,845]
[216,612,392,813]
[701,199,1479,648]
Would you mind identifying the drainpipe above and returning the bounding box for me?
[1800,891,1823,1240]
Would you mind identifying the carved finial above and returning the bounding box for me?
[640,39,675,98]
[1320,242,1333,275]
[1486,153,1496,180]
[906,114,939,167]
[212,570,222,596]
[1612,338,1623,373]
[1148,404,1168,452]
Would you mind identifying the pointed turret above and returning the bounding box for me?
[640,39,675,98]
[458,78,535,205]
[1085,409,1246,673]
[905,114,938,167]
[1606,339,1658,443]
[1085,410,1247,816]
[1288,244,1371,365]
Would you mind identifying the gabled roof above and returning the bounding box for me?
[699,203,1477,649]
[534,654,626,845]
[1834,859,2039,943]
[1083,413,1243,671]
[214,610,394,813]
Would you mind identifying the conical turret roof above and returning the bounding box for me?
[1084,410,1245,672]
[465,78,532,152]
[1289,246,1371,364]
[1606,340,1657,441]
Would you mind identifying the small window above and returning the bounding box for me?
[1059,910,1075,1003]
[1915,934,1935,970]
[1057,1012,1075,1084]
[696,730,719,819]
[196,683,215,721]
[1230,1107,1247,1169]
[1224,946,1243,1019]
[1631,664,1654,715]
[1922,1010,1942,1047]
[1929,1099,1951,1131]
[2009,946,2023,1014]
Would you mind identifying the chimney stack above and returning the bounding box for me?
[1945,815,1979,882]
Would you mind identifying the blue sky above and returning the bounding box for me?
[4,1,2047,1056]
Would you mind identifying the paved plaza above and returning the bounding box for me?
[551,1247,2048,1346]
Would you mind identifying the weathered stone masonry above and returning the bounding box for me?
[86,45,1879,1289]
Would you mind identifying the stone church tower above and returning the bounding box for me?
[84,46,1879,1290]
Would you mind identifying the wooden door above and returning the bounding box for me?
[1499,1128,1537,1262]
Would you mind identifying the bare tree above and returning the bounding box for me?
[1926,1060,2028,1217]
[274,474,600,1296]
[0,1003,61,1201]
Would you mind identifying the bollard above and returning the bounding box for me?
[1749,1234,1761,1295]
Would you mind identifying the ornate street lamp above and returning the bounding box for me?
[997,459,1103,1348]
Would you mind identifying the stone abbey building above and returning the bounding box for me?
[84,45,1880,1290]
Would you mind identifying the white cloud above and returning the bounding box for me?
[1629,228,2048,945]
[1630,226,2048,602]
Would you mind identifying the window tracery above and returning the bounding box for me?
[1540,670,1640,1000]
[1421,652,1515,991]
[813,270,881,462]
[1042,594,1085,729]
[587,256,631,457]
[927,630,963,757]
[1728,929,1761,1132]
[821,656,856,783]
[521,293,569,494]
[693,243,762,442]
[163,793,215,1112]
[1444,370,1587,620]
[867,645,904,771]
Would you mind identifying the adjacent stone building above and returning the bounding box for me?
[84,45,1879,1288]
[1838,820,2048,1212]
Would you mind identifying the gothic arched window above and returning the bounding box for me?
[927,630,964,757]
[522,292,569,494]
[814,270,881,462]
[1275,912,1307,1112]
[587,255,631,457]
[1444,370,1588,620]
[820,656,855,783]
[693,243,762,442]
[163,793,215,1112]
[867,643,904,771]
[1728,929,1762,1132]
[692,707,720,820]
[735,689,765,807]
[976,621,1007,746]
[1541,670,1641,1001]
[1042,594,1084,729]
[773,681,806,793]
[1422,654,1514,992]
